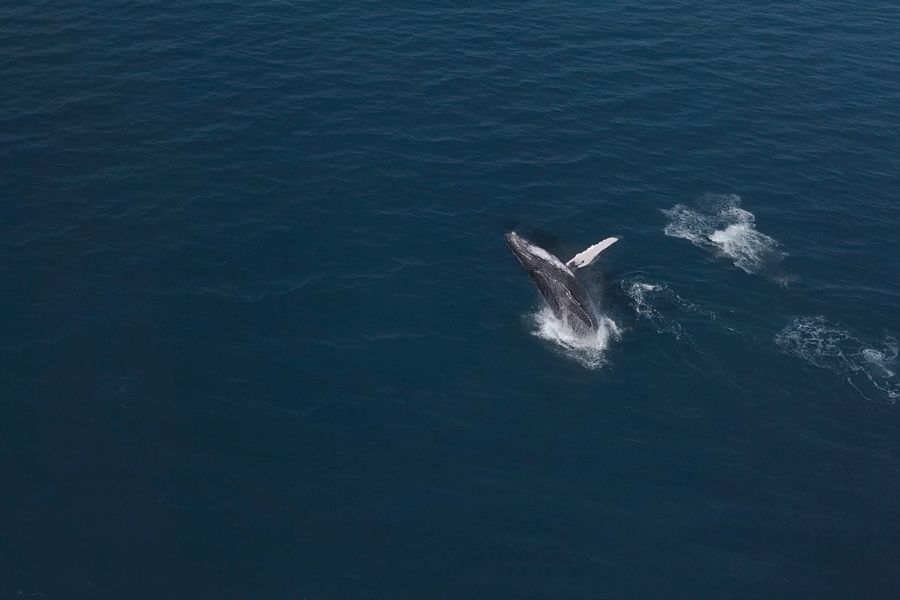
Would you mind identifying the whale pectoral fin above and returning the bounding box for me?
[566,237,619,269]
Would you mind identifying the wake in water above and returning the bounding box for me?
[662,194,785,275]
[621,278,732,342]
[623,280,688,340]
[529,306,620,370]
[775,316,899,402]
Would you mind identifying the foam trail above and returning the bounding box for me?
[662,194,784,274]
[623,280,686,340]
[626,281,664,319]
[530,307,620,370]
[775,316,899,402]
[621,277,733,341]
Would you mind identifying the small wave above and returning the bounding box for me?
[662,194,784,274]
[775,316,898,402]
[529,306,620,370]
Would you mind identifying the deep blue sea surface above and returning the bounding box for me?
[3,1,900,598]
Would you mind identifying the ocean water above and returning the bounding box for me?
[2,1,899,598]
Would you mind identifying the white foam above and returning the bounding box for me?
[861,347,896,378]
[775,316,898,402]
[530,306,620,370]
[663,194,784,274]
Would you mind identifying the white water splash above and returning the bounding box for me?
[529,306,620,370]
[775,316,898,402]
[663,194,784,274]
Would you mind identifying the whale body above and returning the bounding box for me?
[505,231,618,332]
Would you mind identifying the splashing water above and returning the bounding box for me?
[530,306,620,370]
[663,194,784,274]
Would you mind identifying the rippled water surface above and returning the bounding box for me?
[3,1,900,598]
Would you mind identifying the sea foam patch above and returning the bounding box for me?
[530,306,620,370]
[776,316,898,402]
[663,194,784,274]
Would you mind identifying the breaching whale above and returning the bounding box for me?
[505,231,618,332]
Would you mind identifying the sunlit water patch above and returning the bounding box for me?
[775,316,899,402]
[663,194,785,275]
[529,306,621,370]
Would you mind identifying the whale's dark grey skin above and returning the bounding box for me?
[505,231,600,332]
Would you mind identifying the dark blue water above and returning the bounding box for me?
[3,1,899,597]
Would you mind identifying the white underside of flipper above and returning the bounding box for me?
[566,237,619,269]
